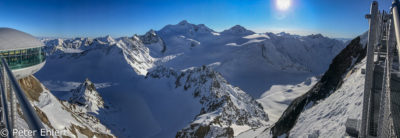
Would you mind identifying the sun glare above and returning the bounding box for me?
[276,0,291,11]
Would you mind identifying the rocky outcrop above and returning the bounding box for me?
[19,76,114,138]
[139,29,167,53]
[19,75,44,102]
[270,36,367,137]
[69,78,104,113]
[147,66,269,137]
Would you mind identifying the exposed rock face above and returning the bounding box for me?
[19,75,44,102]
[146,66,269,138]
[139,29,167,53]
[69,78,104,113]
[270,36,367,137]
[117,36,155,75]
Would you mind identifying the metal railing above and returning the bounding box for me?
[360,1,379,137]
[359,0,400,137]
[377,15,396,138]
[0,58,47,138]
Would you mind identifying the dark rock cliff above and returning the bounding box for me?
[270,36,367,137]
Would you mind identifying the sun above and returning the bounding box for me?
[276,0,291,11]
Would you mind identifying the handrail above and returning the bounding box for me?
[392,0,400,49]
[1,68,11,138]
[0,58,47,138]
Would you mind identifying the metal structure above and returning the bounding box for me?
[0,28,47,137]
[357,0,400,137]
[0,28,46,80]
[0,58,47,138]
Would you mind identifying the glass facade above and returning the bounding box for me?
[0,47,46,70]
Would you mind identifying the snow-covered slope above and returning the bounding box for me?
[42,35,154,76]
[237,77,319,138]
[147,66,268,137]
[19,76,114,138]
[40,20,345,99]
[39,38,159,137]
[258,77,319,123]
[290,59,365,137]
[36,20,347,138]
[236,33,367,138]
[270,34,368,137]
[151,21,345,97]
[287,33,368,137]
[117,36,154,75]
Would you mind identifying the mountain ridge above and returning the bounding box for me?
[36,20,347,137]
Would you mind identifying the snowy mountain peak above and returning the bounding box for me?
[141,29,161,44]
[222,25,255,35]
[178,20,190,25]
[106,35,113,40]
[84,78,92,85]
[276,32,292,36]
[69,78,104,113]
[43,38,64,47]
[132,34,141,41]
[231,25,247,31]
[307,34,325,39]
[147,29,157,36]
[140,29,167,54]
[95,35,115,44]
[158,20,215,37]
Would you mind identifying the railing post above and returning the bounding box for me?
[361,1,379,137]
[10,84,16,132]
[393,0,400,71]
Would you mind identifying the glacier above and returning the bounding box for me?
[32,20,349,137]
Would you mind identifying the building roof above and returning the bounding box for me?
[0,28,44,51]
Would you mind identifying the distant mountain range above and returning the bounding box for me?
[22,20,361,137]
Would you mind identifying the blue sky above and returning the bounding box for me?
[0,0,394,38]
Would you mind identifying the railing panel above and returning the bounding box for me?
[0,58,47,138]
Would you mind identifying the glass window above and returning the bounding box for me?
[0,47,46,70]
